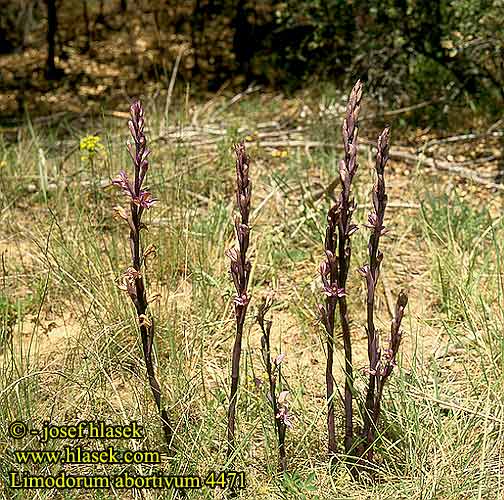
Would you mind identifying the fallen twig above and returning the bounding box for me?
[420,130,503,152]
[408,389,504,424]
[362,99,441,122]
[389,151,504,191]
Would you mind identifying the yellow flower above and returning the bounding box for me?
[271,149,288,158]
[79,135,104,160]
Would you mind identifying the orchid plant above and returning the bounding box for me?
[318,82,408,469]
[226,142,252,460]
[358,127,408,462]
[257,296,291,472]
[112,100,173,450]
[318,80,362,458]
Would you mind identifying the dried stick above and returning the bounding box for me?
[112,100,173,450]
[226,142,252,459]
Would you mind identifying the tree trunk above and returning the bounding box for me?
[191,0,203,76]
[45,0,59,79]
[232,0,254,81]
[83,0,91,52]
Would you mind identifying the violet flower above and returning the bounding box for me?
[111,100,173,450]
[319,80,363,458]
[258,297,289,472]
[227,142,252,460]
[359,127,408,463]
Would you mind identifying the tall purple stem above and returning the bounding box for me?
[226,142,252,460]
[319,80,362,458]
[112,100,173,450]
[359,127,407,461]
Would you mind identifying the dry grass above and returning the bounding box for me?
[0,87,503,499]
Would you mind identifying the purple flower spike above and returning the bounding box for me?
[323,283,346,298]
[276,406,293,429]
[112,100,155,219]
[257,295,290,472]
[227,142,253,461]
[112,99,173,451]
[274,353,286,366]
[134,190,157,209]
[358,124,409,465]
[319,80,363,458]
[233,291,250,307]
[112,170,135,197]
